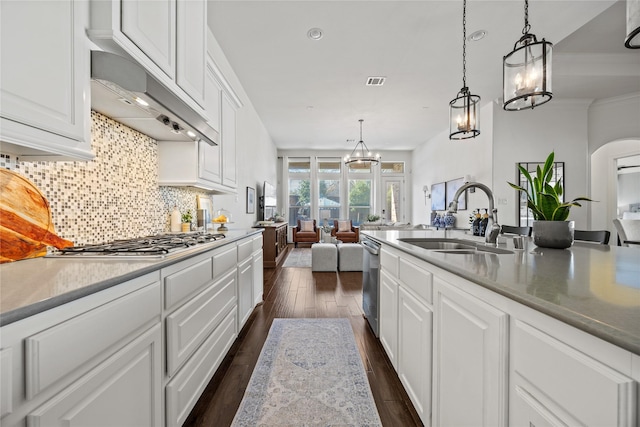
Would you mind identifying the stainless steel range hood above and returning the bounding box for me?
[91,51,218,146]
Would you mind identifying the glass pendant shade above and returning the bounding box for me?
[503,34,553,110]
[449,87,480,140]
[626,0,640,48]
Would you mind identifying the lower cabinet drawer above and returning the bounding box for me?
[399,257,433,304]
[165,309,237,427]
[166,269,237,376]
[237,238,253,261]
[24,279,161,399]
[26,324,162,427]
[212,245,237,276]
[511,319,635,426]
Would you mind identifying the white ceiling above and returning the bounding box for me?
[207,0,640,151]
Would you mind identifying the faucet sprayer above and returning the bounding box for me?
[447,182,501,245]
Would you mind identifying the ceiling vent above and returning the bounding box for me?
[366,76,386,86]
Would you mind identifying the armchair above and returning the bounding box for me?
[292,219,320,247]
[331,220,360,243]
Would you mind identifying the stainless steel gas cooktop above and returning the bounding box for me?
[47,232,226,259]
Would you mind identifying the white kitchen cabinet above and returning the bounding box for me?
[237,257,253,330]
[237,238,256,330]
[221,91,238,189]
[165,309,236,427]
[120,0,175,78]
[205,57,222,133]
[510,318,636,426]
[0,0,92,160]
[380,246,433,426]
[379,269,399,369]
[165,268,236,376]
[157,139,234,194]
[398,286,432,425]
[176,0,206,107]
[89,0,208,119]
[0,272,161,427]
[433,276,509,427]
[252,236,264,305]
[26,324,162,427]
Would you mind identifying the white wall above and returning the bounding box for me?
[411,103,493,229]
[588,93,640,155]
[492,100,592,229]
[207,30,278,230]
[590,139,640,238]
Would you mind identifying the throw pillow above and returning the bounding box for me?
[338,220,351,232]
[300,220,314,232]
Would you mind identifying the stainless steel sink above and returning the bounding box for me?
[398,238,514,255]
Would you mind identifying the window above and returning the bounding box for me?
[287,158,311,226]
[381,161,404,174]
[348,179,371,225]
[282,155,406,227]
[517,161,564,227]
[317,158,341,225]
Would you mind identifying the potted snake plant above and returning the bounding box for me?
[507,151,593,249]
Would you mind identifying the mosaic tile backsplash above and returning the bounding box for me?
[1,111,211,246]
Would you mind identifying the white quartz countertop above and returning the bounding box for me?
[0,229,263,326]
[362,229,640,355]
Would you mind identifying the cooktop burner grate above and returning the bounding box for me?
[54,232,226,257]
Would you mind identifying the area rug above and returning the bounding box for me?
[231,318,383,427]
[282,248,312,268]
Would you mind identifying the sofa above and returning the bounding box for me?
[292,219,321,247]
[331,219,360,243]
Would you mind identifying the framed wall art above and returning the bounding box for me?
[431,182,446,211]
[246,187,255,214]
[446,177,467,211]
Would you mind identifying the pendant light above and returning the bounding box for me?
[449,0,480,140]
[625,0,640,48]
[344,119,380,165]
[503,0,553,110]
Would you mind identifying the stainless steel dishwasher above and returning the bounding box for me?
[361,237,380,337]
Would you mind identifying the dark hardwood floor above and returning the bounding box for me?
[183,245,422,427]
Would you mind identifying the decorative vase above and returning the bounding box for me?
[181,223,191,232]
[533,220,575,249]
[323,232,333,243]
[443,212,456,229]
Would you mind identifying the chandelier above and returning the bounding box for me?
[503,0,553,110]
[449,0,480,140]
[344,119,380,165]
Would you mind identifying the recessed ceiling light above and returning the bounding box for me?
[468,30,487,42]
[186,130,196,138]
[307,28,323,40]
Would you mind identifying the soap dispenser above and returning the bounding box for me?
[479,209,489,237]
[472,209,482,236]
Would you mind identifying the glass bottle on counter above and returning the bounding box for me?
[472,209,482,236]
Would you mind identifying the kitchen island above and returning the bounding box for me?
[0,229,263,426]
[362,229,640,427]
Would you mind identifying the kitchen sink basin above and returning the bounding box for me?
[398,238,514,255]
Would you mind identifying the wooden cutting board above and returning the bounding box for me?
[0,169,73,263]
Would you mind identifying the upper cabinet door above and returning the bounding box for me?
[121,0,176,79]
[176,0,206,108]
[0,0,92,160]
[221,92,237,189]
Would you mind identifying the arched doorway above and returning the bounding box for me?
[590,139,640,242]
